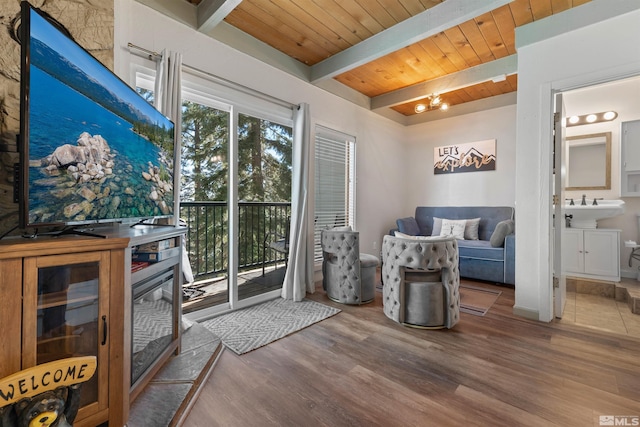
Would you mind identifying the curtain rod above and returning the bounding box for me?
[126,42,295,110]
[127,42,161,60]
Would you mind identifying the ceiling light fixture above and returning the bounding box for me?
[414,94,449,114]
[566,111,618,127]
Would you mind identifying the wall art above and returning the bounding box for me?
[434,139,496,174]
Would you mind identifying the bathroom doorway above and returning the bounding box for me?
[553,75,640,333]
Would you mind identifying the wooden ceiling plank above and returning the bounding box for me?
[403,43,443,81]
[572,0,592,6]
[371,54,517,109]
[491,5,517,55]
[530,0,554,20]
[508,0,534,27]
[310,0,374,41]
[337,1,385,35]
[483,81,505,97]
[310,0,512,82]
[287,0,363,46]
[430,31,473,71]
[334,67,389,96]
[448,89,473,104]
[353,52,427,96]
[419,0,444,8]
[474,12,510,59]
[458,21,495,64]
[376,0,413,22]
[270,0,350,52]
[397,0,430,16]
[442,26,483,68]
[551,0,573,14]
[507,74,519,91]
[196,0,242,33]
[224,8,326,64]
[254,0,345,57]
[235,2,335,62]
[354,0,398,28]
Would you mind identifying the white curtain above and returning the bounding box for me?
[154,50,194,283]
[281,103,313,301]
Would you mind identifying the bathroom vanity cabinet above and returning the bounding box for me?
[562,228,620,281]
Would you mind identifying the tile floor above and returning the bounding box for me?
[559,278,640,338]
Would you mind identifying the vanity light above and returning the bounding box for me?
[566,111,618,127]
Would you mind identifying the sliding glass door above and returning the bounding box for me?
[136,68,293,317]
[236,113,292,301]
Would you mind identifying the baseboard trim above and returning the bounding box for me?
[513,305,540,321]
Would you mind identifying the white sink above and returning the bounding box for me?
[564,199,625,228]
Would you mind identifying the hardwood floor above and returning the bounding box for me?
[183,280,640,427]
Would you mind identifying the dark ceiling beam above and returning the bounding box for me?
[310,0,513,83]
[196,0,242,33]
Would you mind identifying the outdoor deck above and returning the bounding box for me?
[182,265,286,314]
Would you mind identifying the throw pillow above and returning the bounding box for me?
[396,217,420,235]
[431,217,442,236]
[432,217,479,240]
[439,219,467,240]
[490,219,515,247]
[464,217,481,240]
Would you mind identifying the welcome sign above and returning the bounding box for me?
[434,139,496,174]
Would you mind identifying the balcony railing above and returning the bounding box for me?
[180,201,291,279]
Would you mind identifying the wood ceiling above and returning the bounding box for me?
[144,0,591,124]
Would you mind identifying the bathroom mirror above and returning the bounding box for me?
[566,132,611,190]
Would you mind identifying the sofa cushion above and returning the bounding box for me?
[457,240,505,261]
[490,219,515,247]
[431,217,480,240]
[396,217,420,235]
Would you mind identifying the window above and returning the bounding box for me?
[314,125,356,263]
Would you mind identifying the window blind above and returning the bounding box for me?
[314,126,356,263]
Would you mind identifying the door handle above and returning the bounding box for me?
[102,315,107,345]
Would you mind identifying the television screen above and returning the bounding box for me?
[19,2,175,229]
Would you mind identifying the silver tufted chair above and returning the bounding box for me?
[321,228,380,305]
[381,234,460,329]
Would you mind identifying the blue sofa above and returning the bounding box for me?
[393,206,515,285]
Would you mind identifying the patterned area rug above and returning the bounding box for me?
[459,284,502,316]
[200,298,341,355]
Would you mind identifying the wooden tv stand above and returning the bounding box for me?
[0,224,186,427]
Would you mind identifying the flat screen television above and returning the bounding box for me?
[18,1,175,230]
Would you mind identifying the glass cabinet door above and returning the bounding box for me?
[23,251,109,417]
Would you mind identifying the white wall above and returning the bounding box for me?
[404,105,517,214]
[114,0,407,258]
[515,1,640,321]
